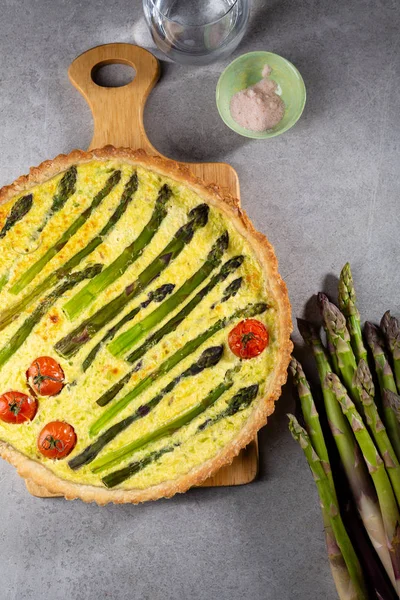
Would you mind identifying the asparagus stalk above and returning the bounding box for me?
[384,390,400,425]
[103,384,259,489]
[0,274,8,293]
[82,283,175,372]
[0,172,139,332]
[54,203,210,359]
[324,528,360,600]
[298,303,338,375]
[297,319,333,381]
[95,365,140,409]
[102,444,179,488]
[91,366,240,473]
[217,277,242,305]
[381,310,400,393]
[125,255,244,364]
[318,293,361,409]
[289,358,337,496]
[338,263,368,363]
[0,194,33,240]
[197,384,259,432]
[69,345,224,470]
[331,375,400,594]
[0,193,34,292]
[0,194,44,291]
[288,355,316,411]
[63,183,171,320]
[108,231,230,358]
[299,321,396,585]
[0,264,103,369]
[36,166,77,235]
[365,321,400,462]
[10,170,122,295]
[354,360,400,505]
[288,415,369,600]
[90,302,268,436]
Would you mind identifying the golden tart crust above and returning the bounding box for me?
[0,147,292,504]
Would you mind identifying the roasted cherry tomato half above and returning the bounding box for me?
[0,391,38,424]
[228,319,269,359]
[37,421,76,459]
[26,356,65,396]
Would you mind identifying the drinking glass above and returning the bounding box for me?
[143,0,249,65]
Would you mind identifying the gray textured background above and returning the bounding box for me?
[1,0,399,598]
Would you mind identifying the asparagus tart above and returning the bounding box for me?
[0,147,291,504]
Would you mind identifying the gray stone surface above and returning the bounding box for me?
[0,0,399,598]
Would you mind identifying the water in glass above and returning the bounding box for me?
[143,0,249,65]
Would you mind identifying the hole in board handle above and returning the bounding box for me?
[91,62,136,88]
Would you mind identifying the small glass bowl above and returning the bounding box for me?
[216,51,306,139]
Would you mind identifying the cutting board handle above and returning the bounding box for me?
[68,43,160,153]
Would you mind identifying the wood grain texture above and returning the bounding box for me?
[67,43,240,193]
[25,43,257,499]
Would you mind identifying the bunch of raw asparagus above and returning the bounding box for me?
[289,263,400,600]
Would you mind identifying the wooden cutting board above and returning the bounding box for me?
[25,43,258,498]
